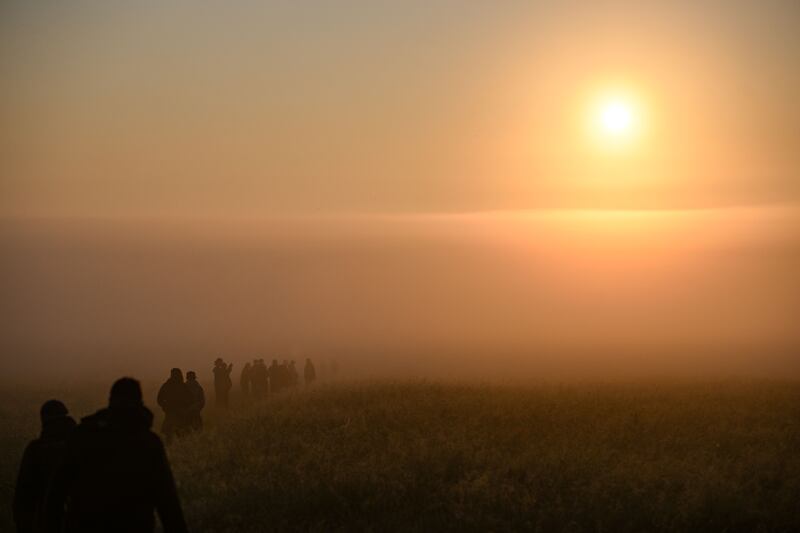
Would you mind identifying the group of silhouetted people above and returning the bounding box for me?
[153,356,319,442]
[13,356,322,532]
[13,378,187,533]
[157,368,205,444]
[240,358,316,401]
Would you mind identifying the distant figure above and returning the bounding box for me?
[240,362,252,402]
[267,359,280,394]
[13,400,76,533]
[274,360,290,393]
[157,368,191,444]
[288,361,299,388]
[184,371,205,432]
[46,378,187,533]
[213,358,233,408]
[282,360,291,389]
[304,358,316,387]
[250,359,268,400]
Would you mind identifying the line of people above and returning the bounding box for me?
[240,357,316,401]
[156,357,317,443]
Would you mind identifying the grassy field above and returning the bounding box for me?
[2,380,800,531]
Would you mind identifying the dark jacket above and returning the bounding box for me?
[185,380,205,413]
[45,406,187,533]
[157,378,192,436]
[157,379,191,416]
[184,380,205,432]
[14,415,76,533]
[213,364,232,391]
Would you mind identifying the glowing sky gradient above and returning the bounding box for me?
[1,1,799,215]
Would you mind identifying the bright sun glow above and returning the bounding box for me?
[587,92,642,150]
[600,100,633,134]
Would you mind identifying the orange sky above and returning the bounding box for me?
[1,1,799,216]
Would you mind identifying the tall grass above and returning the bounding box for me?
[3,381,800,531]
[170,381,800,532]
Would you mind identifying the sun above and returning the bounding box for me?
[599,100,633,135]
[587,91,642,149]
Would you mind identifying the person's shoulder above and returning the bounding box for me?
[78,409,111,430]
[61,409,109,448]
[21,437,42,458]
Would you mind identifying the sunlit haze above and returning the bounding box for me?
[2,1,799,215]
[0,0,798,380]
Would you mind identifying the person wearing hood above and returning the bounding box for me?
[13,399,76,533]
[45,377,187,533]
[184,371,205,432]
[157,368,191,444]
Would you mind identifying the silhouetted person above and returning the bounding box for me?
[267,359,281,394]
[45,378,187,533]
[213,358,233,408]
[240,362,252,402]
[282,361,291,389]
[304,358,316,387]
[288,360,299,388]
[250,359,268,399]
[14,400,76,533]
[184,371,205,432]
[157,368,191,444]
[273,360,290,393]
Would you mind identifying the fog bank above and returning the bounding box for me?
[1,207,798,382]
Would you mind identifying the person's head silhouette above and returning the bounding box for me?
[40,399,69,423]
[109,377,143,409]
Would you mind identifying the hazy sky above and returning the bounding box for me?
[2,0,799,216]
[1,2,799,381]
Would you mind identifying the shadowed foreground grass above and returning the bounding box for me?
[166,382,800,532]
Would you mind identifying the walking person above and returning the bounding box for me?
[14,400,76,533]
[213,358,233,409]
[157,368,191,444]
[304,358,316,387]
[267,359,281,394]
[240,362,252,403]
[250,359,268,400]
[184,371,205,432]
[288,361,299,389]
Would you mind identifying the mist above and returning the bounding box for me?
[2,206,797,383]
